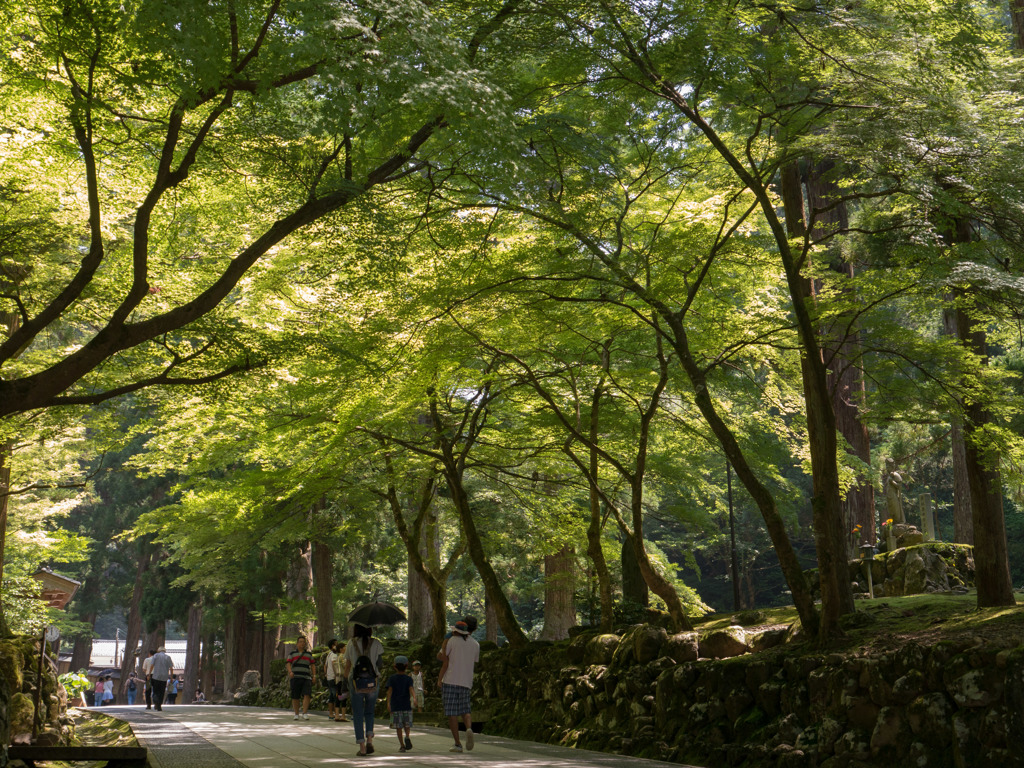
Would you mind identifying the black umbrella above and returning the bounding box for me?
[347,601,406,627]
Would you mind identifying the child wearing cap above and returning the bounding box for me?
[385,655,418,752]
[410,660,425,712]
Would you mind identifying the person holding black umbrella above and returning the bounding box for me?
[343,623,383,756]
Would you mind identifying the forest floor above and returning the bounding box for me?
[694,591,1024,654]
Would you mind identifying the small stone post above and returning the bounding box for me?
[919,493,936,541]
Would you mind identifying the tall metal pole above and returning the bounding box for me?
[727,461,741,611]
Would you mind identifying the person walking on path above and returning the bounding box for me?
[167,675,180,705]
[336,641,350,722]
[102,675,114,705]
[142,649,155,710]
[436,614,479,664]
[150,647,174,712]
[343,623,383,756]
[324,638,347,722]
[286,636,317,720]
[125,672,139,706]
[410,660,425,713]
[385,655,418,752]
[438,620,480,753]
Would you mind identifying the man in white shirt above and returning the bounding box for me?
[437,620,480,753]
[141,649,155,710]
[150,647,174,712]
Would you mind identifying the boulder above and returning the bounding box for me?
[662,632,698,663]
[870,706,911,757]
[948,667,1003,709]
[699,627,749,659]
[236,669,261,697]
[633,626,667,664]
[734,610,768,626]
[9,691,34,742]
[748,627,788,653]
[583,635,619,666]
[891,669,925,705]
[609,626,640,669]
[906,692,955,746]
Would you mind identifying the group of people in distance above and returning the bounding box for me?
[285,615,482,757]
[90,645,181,707]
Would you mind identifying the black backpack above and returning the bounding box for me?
[352,642,377,693]
[127,679,136,692]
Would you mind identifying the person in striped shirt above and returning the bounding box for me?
[286,636,317,720]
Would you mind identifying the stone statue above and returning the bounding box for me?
[884,457,905,525]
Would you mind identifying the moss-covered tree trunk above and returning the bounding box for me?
[540,545,575,640]
[311,538,334,647]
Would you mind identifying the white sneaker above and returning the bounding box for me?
[302,713,310,720]
[293,715,299,720]
[450,744,463,753]
[466,731,474,751]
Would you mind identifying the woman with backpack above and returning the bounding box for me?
[343,623,383,757]
[125,672,138,705]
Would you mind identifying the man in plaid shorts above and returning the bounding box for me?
[437,620,480,753]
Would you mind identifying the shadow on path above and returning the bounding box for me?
[108,707,247,768]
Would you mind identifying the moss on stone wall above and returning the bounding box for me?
[473,615,1024,768]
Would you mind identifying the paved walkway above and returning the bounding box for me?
[104,705,699,768]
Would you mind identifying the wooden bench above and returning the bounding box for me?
[7,745,147,767]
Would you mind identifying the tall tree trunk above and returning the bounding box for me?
[69,616,96,672]
[484,595,498,644]
[382,455,463,648]
[266,617,282,667]
[621,538,648,607]
[0,444,11,636]
[183,603,201,703]
[950,418,974,544]
[540,545,575,640]
[626,507,693,631]
[781,160,856,632]
[1012,0,1024,50]
[666,310,820,637]
[803,159,876,556]
[953,303,1014,606]
[311,539,334,647]
[0,310,20,635]
[117,546,152,702]
[224,603,246,694]
[941,206,1013,606]
[407,551,433,640]
[142,622,165,660]
[942,306,974,544]
[284,541,313,644]
[587,375,615,632]
[200,630,217,698]
[444,469,528,647]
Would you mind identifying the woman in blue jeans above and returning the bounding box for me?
[343,624,383,757]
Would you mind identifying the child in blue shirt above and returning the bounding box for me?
[385,655,418,752]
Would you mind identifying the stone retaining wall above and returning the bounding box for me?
[475,625,1024,768]
[0,635,72,756]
